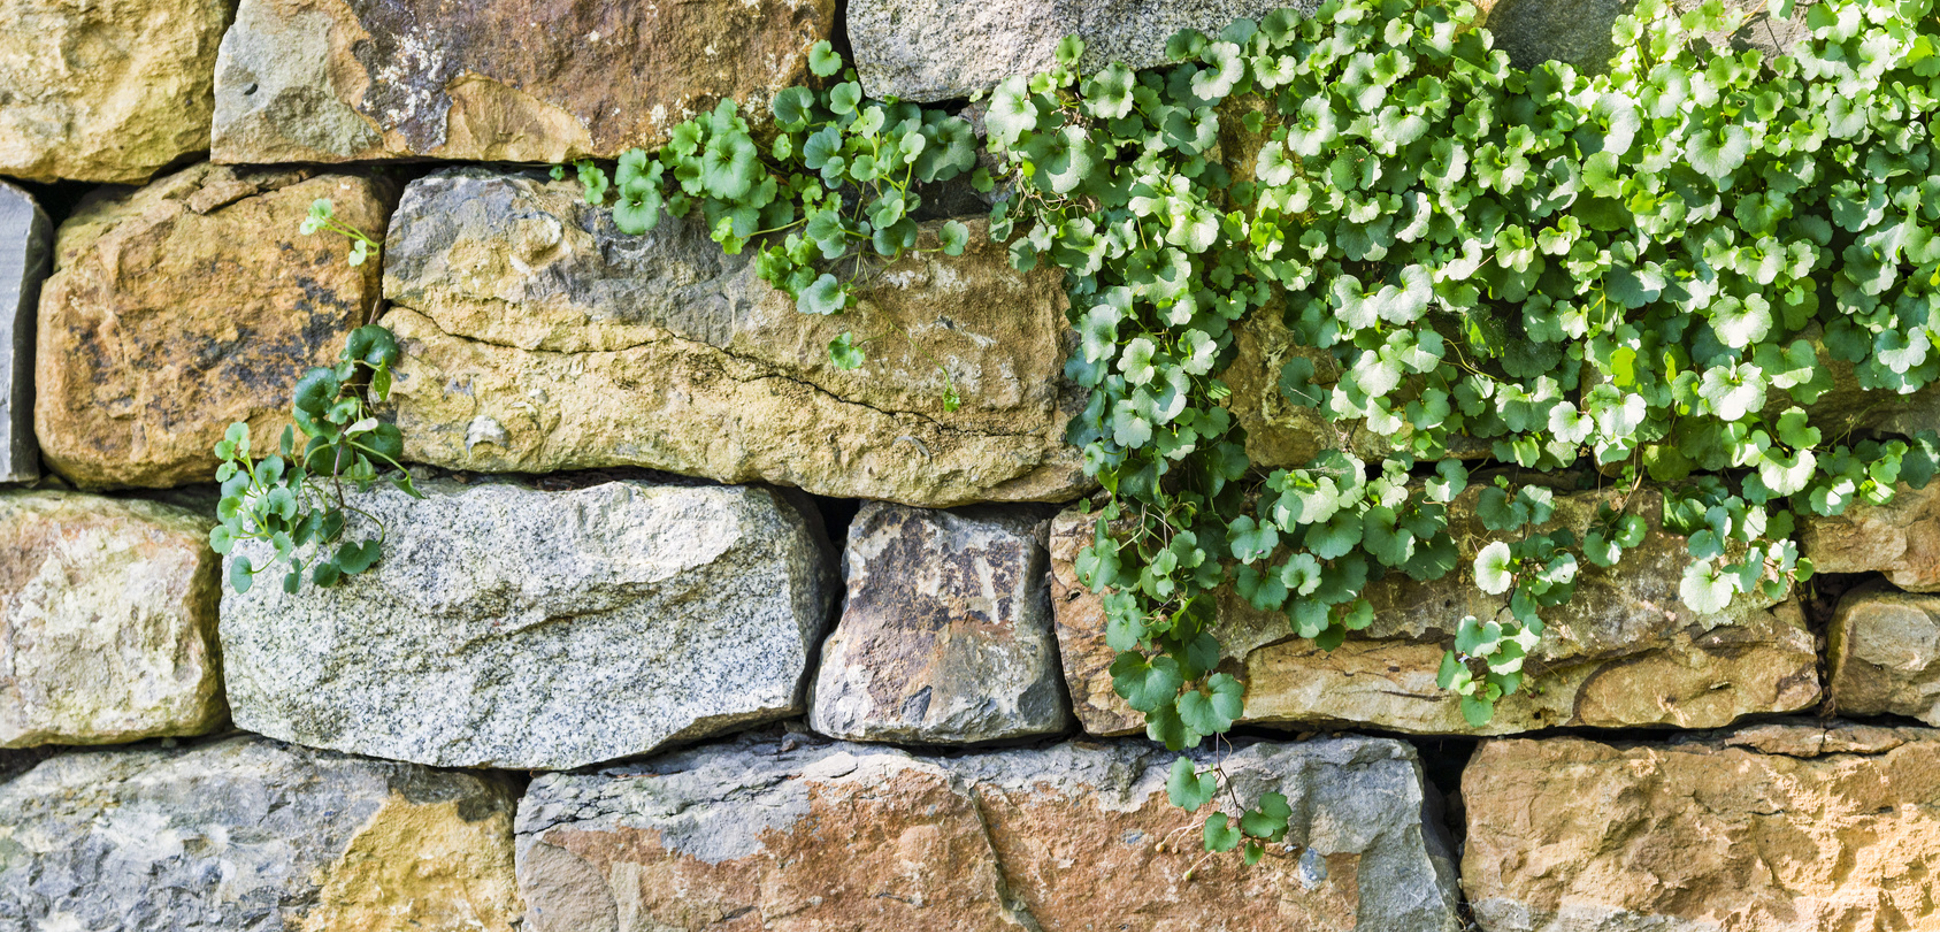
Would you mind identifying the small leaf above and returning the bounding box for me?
[807,40,842,77]
[829,331,866,369]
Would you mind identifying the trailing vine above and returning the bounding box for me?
[551,0,1939,861]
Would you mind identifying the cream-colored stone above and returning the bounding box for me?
[1829,582,1940,724]
[0,0,232,183]
[0,489,225,747]
[1802,482,1940,591]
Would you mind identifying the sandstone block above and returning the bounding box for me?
[220,477,836,769]
[809,502,1071,744]
[1051,486,1820,736]
[0,181,49,483]
[381,168,1087,507]
[34,164,392,489]
[0,0,231,183]
[0,736,522,932]
[1463,722,1940,931]
[1830,582,1940,725]
[0,490,225,747]
[212,0,832,164]
[1802,482,1940,591]
[516,732,1461,932]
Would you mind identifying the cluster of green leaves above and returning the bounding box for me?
[300,198,381,267]
[212,325,422,593]
[561,41,984,389]
[979,0,1940,856]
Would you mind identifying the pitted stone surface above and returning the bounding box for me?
[809,502,1071,744]
[516,732,1461,932]
[220,477,836,769]
[381,168,1088,507]
[0,490,225,747]
[0,0,232,182]
[1052,487,1819,736]
[0,736,521,932]
[0,181,49,483]
[34,164,392,489]
[212,0,832,164]
[1463,723,1940,931]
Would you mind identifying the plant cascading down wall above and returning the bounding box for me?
[221,0,1940,862]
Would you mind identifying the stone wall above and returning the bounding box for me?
[3,2,1939,931]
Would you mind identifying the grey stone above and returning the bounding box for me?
[1830,582,1940,725]
[0,182,47,483]
[0,735,523,932]
[1478,0,1810,74]
[851,0,1321,102]
[219,477,837,769]
[517,731,1461,932]
[808,502,1071,744]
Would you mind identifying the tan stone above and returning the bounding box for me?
[302,787,525,932]
[0,0,231,183]
[1051,486,1819,736]
[212,0,832,164]
[1829,582,1940,725]
[1801,481,1940,591]
[382,168,1088,507]
[1462,724,1940,931]
[0,489,225,747]
[34,164,392,489]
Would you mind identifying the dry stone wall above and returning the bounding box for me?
[1,2,1939,931]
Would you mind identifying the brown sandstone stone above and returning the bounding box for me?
[1801,482,1940,591]
[1463,724,1940,931]
[1829,582,1940,725]
[1051,486,1819,736]
[212,0,832,164]
[33,164,392,489]
[0,0,232,183]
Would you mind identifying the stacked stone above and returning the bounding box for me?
[2,1,1939,931]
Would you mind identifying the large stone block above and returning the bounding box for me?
[381,168,1088,507]
[850,0,1321,102]
[1802,482,1940,591]
[212,0,832,164]
[34,164,392,489]
[0,0,231,183]
[1462,722,1940,931]
[0,736,522,932]
[809,502,1072,744]
[0,181,49,483]
[516,732,1461,932]
[1051,486,1820,736]
[220,477,837,769]
[1829,582,1940,725]
[1,490,225,747]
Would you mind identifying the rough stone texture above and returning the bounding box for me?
[220,477,836,769]
[382,168,1088,507]
[1802,482,1940,591]
[851,0,1322,102]
[34,164,392,489]
[1829,582,1940,725]
[0,490,225,747]
[516,732,1461,932]
[809,502,1071,744]
[1477,0,1810,74]
[212,0,831,164]
[1051,486,1820,736]
[0,181,49,483]
[1463,723,1940,931]
[0,736,522,932]
[0,0,232,183]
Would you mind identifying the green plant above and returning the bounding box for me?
[300,198,382,267]
[211,324,421,594]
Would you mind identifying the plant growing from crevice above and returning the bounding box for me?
[301,198,382,267]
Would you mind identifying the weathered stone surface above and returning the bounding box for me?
[0,736,521,932]
[34,164,391,489]
[0,0,231,183]
[517,731,1461,931]
[851,0,1321,102]
[1802,482,1940,591]
[221,477,836,769]
[1051,486,1820,736]
[809,502,1071,744]
[1476,0,1809,74]
[1829,582,1940,725]
[212,0,831,164]
[0,181,49,483]
[382,168,1087,507]
[1463,723,1940,931]
[1,490,225,747]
